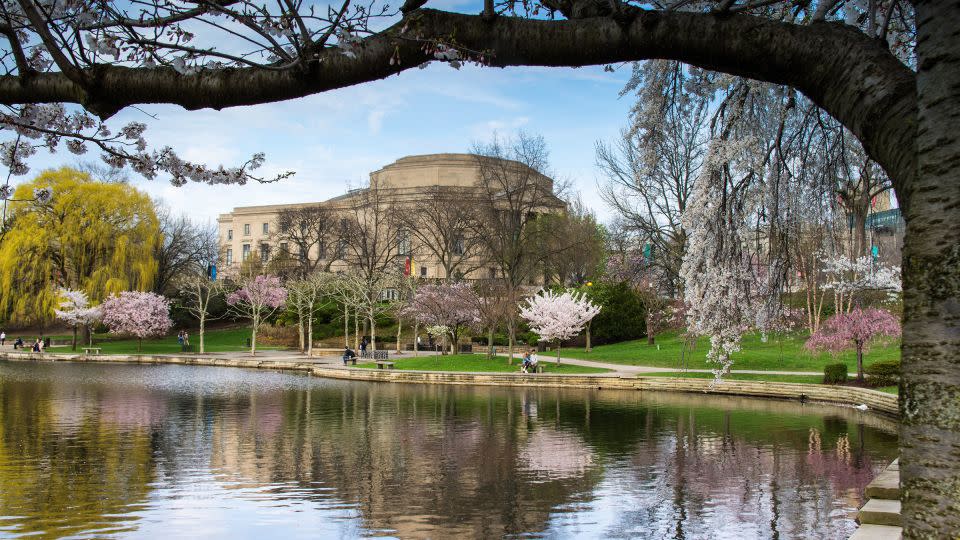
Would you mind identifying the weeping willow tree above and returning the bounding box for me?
[0,168,161,326]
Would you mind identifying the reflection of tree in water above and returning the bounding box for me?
[0,370,156,538]
[0,362,899,539]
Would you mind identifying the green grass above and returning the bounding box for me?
[48,327,278,355]
[355,353,611,374]
[562,330,901,373]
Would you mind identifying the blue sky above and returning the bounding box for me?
[26,61,635,225]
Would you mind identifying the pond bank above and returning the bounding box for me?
[0,351,898,416]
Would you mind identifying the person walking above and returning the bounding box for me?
[360,337,368,356]
[0,331,5,346]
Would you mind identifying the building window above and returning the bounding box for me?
[420,265,427,277]
[260,244,270,262]
[262,222,269,234]
[489,267,497,279]
[226,248,233,266]
[242,244,251,260]
[452,236,464,255]
[279,242,288,255]
[318,240,327,259]
[380,288,399,301]
[243,224,251,236]
[397,229,410,256]
[227,229,233,240]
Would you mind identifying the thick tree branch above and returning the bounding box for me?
[0,9,916,205]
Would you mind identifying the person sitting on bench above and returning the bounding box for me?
[343,347,357,365]
[13,337,23,349]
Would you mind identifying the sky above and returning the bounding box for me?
[24,61,636,227]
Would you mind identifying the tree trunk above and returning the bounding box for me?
[556,340,561,366]
[414,321,419,357]
[343,306,349,348]
[585,321,592,353]
[396,317,402,354]
[297,317,305,353]
[72,325,77,351]
[199,314,205,354]
[307,314,313,357]
[488,327,494,358]
[138,337,142,353]
[369,312,377,352]
[354,309,360,350]
[856,342,864,382]
[250,313,259,356]
[900,1,960,534]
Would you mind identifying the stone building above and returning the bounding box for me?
[216,153,565,280]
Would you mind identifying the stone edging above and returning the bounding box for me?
[0,352,899,416]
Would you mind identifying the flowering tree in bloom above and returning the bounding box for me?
[821,254,902,313]
[54,288,101,350]
[519,290,600,365]
[805,307,900,382]
[402,283,480,355]
[226,275,287,356]
[100,291,173,352]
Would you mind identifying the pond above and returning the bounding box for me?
[0,360,897,539]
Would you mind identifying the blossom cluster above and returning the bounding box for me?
[805,307,900,354]
[226,275,288,309]
[100,291,173,339]
[519,289,601,343]
[53,288,101,327]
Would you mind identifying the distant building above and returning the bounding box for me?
[217,153,565,279]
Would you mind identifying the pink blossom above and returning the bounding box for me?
[805,307,900,381]
[100,291,173,343]
[226,275,287,355]
[402,282,480,352]
[805,307,900,355]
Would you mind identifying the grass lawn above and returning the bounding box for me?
[562,331,900,373]
[356,353,611,374]
[48,327,278,355]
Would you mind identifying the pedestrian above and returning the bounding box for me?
[529,348,539,372]
[32,338,41,352]
[177,330,184,347]
[360,337,368,354]
[183,331,190,348]
[0,330,5,346]
[13,337,23,350]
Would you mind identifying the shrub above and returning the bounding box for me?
[865,359,900,387]
[586,281,647,345]
[823,363,848,384]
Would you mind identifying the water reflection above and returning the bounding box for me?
[0,361,897,539]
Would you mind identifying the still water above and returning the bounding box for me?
[0,360,897,539]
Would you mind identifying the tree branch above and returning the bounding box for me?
[0,9,916,206]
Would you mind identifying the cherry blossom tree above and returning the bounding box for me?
[401,282,480,355]
[519,290,600,365]
[225,274,287,356]
[805,307,901,383]
[53,288,101,350]
[99,291,173,352]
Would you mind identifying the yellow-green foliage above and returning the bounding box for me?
[0,168,161,324]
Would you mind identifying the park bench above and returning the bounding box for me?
[343,357,357,365]
[82,347,102,356]
[375,361,395,369]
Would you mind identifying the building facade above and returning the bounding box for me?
[217,153,565,280]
